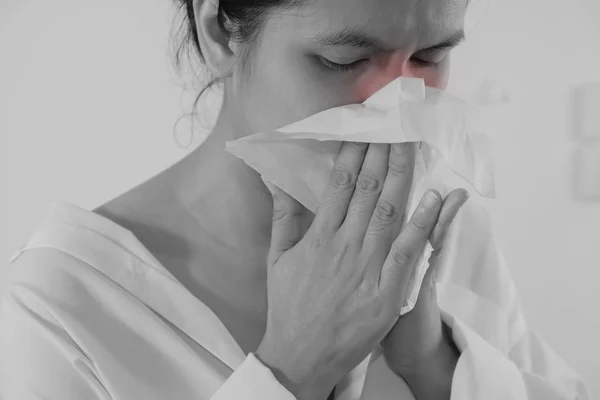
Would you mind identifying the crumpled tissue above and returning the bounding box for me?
[225,76,498,315]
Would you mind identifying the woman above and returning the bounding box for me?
[1,0,591,399]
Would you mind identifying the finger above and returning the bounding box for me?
[423,189,469,286]
[264,180,311,267]
[413,248,445,323]
[312,141,368,234]
[429,189,470,251]
[340,143,391,241]
[362,142,416,257]
[378,190,442,306]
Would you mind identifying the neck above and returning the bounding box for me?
[169,100,274,260]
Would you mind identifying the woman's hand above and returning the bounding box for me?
[256,141,448,400]
[382,189,470,399]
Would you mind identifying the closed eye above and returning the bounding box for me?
[318,56,369,72]
[411,58,438,67]
[318,56,439,72]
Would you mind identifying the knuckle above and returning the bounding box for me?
[356,172,382,194]
[390,244,412,266]
[388,159,412,176]
[272,203,305,223]
[271,206,288,223]
[330,166,355,189]
[373,200,398,224]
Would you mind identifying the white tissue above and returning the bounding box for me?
[225,76,497,315]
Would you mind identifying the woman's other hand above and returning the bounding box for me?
[256,141,447,400]
[382,189,470,400]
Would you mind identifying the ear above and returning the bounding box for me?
[193,0,235,78]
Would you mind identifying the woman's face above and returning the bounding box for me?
[223,0,468,137]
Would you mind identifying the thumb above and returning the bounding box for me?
[263,180,311,267]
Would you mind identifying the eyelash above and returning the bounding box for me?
[319,56,437,72]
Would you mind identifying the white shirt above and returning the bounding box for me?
[0,200,591,400]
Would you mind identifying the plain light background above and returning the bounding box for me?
[1,0,599,397]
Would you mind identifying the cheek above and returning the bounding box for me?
[352,54,450,102]
[239,58,329,133]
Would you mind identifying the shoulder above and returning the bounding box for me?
[1,221,147,324]
[2,246,106,317]
[1,244,147,365]
[0,247,117,399]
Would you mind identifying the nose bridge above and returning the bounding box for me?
[355,52,415,100]
[380,53,415,81]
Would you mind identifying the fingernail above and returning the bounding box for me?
[423,190,441,209]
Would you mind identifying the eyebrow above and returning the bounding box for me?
[311,28,466,53]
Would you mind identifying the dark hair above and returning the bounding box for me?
[170,0,306,143]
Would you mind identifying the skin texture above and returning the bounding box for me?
[94,0,468,397]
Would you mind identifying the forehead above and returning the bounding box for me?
[271,0,467,48]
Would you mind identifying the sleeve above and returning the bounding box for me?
[210,353,297,400]
[0,286,112,400]
[435,200,592,400]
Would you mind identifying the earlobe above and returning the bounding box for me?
[193,0,235,78]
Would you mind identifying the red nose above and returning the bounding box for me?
[354,52,413,101]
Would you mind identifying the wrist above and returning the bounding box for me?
[386,323,459,400]
[255,342,304,393]
[256,341,334,400]
[387,321,460,381]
